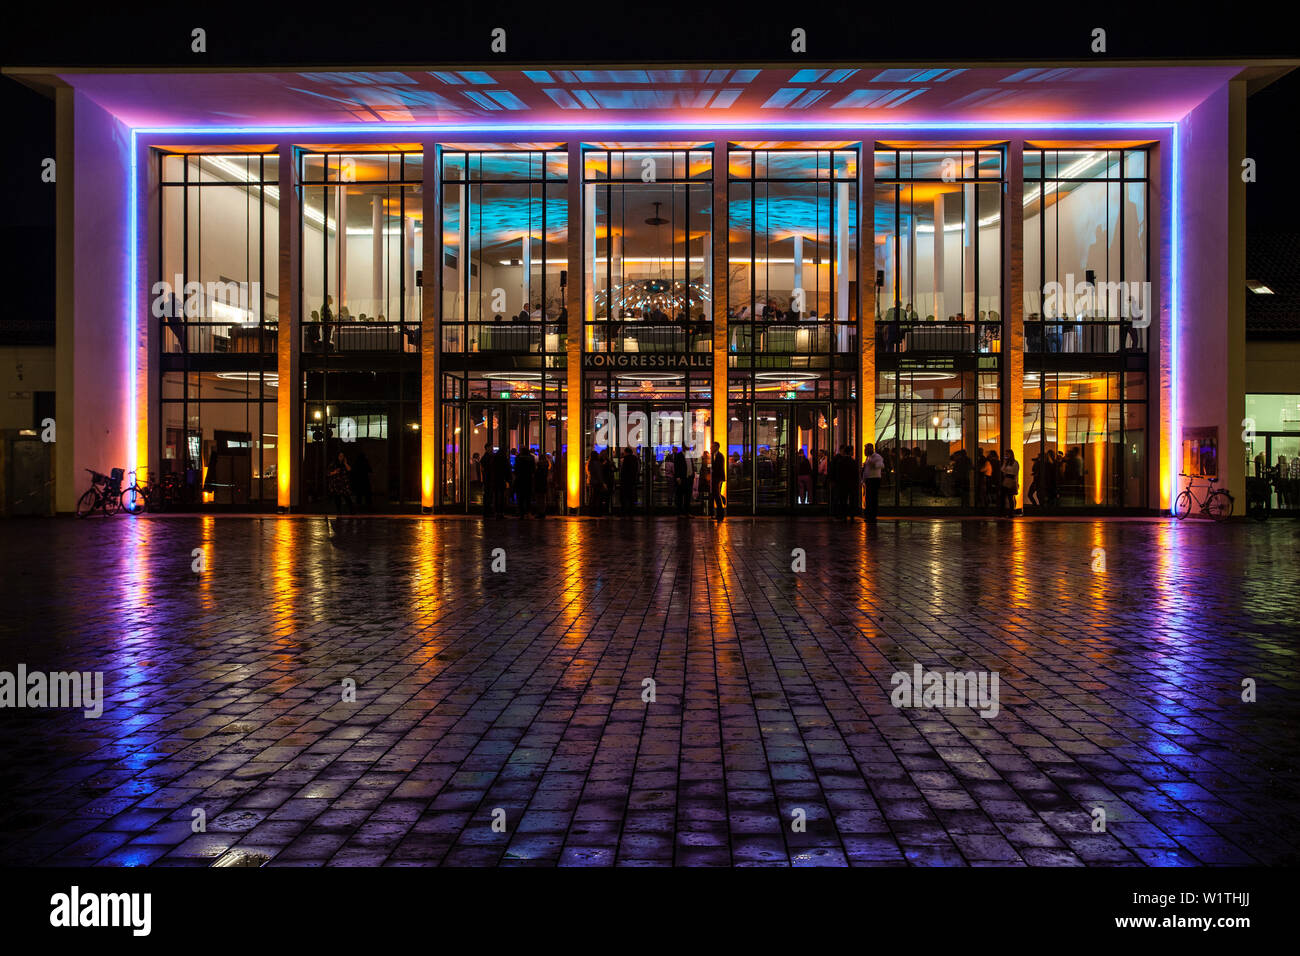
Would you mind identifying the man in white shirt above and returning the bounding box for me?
[862,442,885,523]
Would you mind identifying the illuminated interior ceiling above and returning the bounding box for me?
[48,65,1245,129]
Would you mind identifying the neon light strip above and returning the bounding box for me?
[134,121,1174,134]
[1171,125,1180,514]
[128,135,138,475]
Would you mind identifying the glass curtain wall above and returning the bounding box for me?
[874,148,1003,508]
[581,148,713,514]
[158,152,279,508]
[727,147,858,512]
[301,152,423,509]
[1023,148,1149,508]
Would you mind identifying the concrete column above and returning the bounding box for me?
[1002,140,1026,507]
[1177,83,1243,515]
[143,137,160,486]
[337,181,348,312]
[712,140,728,467]
[54,85,74,512]
[421,144,440,510]
[1226,79,1247,511]
[371,196,382,318]
[932,193,945,319]
[277,143,301,509]
[963,184,977,320]
[792,233,804,312]
[521,234,531,316]
[836,181,850,327]
[859,144,875,460]
[565,141,583,511]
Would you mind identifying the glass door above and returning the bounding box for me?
[754,404,791,509]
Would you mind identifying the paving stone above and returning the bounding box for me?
[1,516,1296,867]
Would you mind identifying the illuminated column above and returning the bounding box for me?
[420,143,440,511]
[836,181,850,329]
[521,234,531,315]
[142,136,158,485]
[792,233,804,311]
[963,184,976,320]
[277,143,301,509]
[337,180,348,311]
[712,140,728,461]
[932,193,945,320]
[371,196,382,317]
[859,145,875,460]
[1002,140,1025,507]
[404,215,415,301]
[565,141,583,511]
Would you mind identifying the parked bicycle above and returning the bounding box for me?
[119,470,151,515]
[76,468,125,518]
[1174,473,1233,522]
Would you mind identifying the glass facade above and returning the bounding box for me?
[874,149,1002,508]
[145,138,1165,514]
[440,149,569,511]
[1023,148,1149,509]
[300,151,423,508]
[727,147,858,512]
[157,153,279,507]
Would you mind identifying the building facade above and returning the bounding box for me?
[12,62,1292,514]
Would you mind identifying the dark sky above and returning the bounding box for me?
[3,12,1296,329]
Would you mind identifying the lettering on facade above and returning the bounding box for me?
[582,352,713,371]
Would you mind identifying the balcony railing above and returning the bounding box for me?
[441,322,569,353]
[875,321,1002,354]
[728,320,857,354]
[1024,320,1147,354]
[161,320,278,354]
[301,321,420,353]
[586,323,712,353]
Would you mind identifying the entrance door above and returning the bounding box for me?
[755,402,834,511]
[588,401,708,514]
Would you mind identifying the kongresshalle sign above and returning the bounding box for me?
[583,352,713,371]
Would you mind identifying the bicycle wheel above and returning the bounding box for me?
[1174,491,1192,520]
[75,489,99,518]
[1207,491,1233,521]
[120,486,147,516]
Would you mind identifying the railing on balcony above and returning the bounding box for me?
[1024,320,1147,354]
[875,321,1002,354]
[728,320,857,354]
[585,322,712,353]
[301,321,420,353]
[442,322,567,353]
[161,321,278,354]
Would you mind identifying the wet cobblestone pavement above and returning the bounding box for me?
[1,516,1297,867]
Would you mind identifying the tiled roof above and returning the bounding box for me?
[1247,233,1300,338]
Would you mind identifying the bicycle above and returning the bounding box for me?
[1174,473,1233,521]
[76,468,125,518]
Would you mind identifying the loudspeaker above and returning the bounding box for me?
[1085,269,1095,285]
[560,269,568,287]
[415,269,423,287]
[876,269,884,287]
